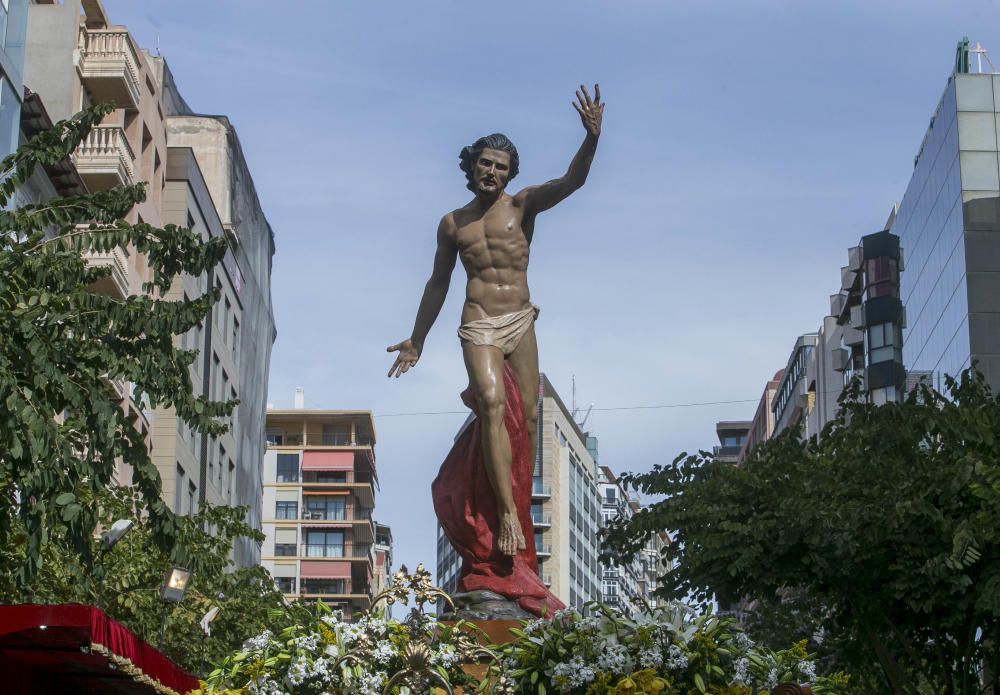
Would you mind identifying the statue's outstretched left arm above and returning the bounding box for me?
[518,84,604,216]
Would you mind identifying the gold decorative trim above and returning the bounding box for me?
[89,641,182,695]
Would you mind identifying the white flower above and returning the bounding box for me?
[373,640,396,665]
[798,660,817,682]
[596,644,629,675]
[247,676,285,695]
[664,644,687,671]
[733,657,750,684]
[292,633,320,652]
[286,656,309,686]
[521,619,545,637]
[733,632,754,651]
[324,643,340,658]
[431,643,459,669]
[244,630,273,651]
[549,657,596,692]
[765,668,779,690]
[352,671,385,695]
[812,627,826,645]
[638,647,663,669]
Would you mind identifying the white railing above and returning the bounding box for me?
[73,125,135,184]
[77,28,142,108]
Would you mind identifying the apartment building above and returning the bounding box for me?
[22,0,276,567]
[535,374,603,609]
[712,421,750,464]
[262,404,383,619]
[597,466,672,618]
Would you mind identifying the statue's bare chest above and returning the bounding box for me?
[454,208,527,259]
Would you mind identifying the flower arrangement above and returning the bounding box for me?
[189,567,851,695]
[493,602,847,695]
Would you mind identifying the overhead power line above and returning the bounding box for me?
[375,397,758,418]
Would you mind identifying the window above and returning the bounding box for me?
[266,429,284,446]
[305,530,344,557]
[174,464,185,513]
[605,488,617,503]
[218,445,225,485]
[305,496,345,520]
[274,543,296,557]
[276,501,297,519]
[311,470,347,483]
[300,579,346,595]
[224,298,232,343]
[232,317,240,359]
[275,577,295,593]
[211,354,220,399]
[187,482,197,516]
[277,454,299,482]
[228,461,236,503]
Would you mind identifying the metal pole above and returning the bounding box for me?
[158,603,168,651]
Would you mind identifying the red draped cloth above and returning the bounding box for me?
[432,364,565,617]
[0,603,200,694]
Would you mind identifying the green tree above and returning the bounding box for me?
[0,103,235,588]
[0,485,298,673]
[602,372,1000,694]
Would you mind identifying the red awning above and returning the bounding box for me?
[0,603,200,694]
[302,451,354,471]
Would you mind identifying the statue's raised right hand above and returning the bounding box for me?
[386,338,421,378]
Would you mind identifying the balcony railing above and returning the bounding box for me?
[531,512,552,526]
[531,481,552,498]
[73,125,135,190]
[301,544,373,559]
[77,28,142,109]
[83,246,129,298]
[535,544,552,556]
[268,434,374,447]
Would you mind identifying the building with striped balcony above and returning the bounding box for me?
[262,400,386,619]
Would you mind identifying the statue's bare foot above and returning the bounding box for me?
[498,512,526,556]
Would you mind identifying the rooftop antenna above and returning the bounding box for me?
[578,403,595,429]
[971,42,997,74]
[571,374,577,416]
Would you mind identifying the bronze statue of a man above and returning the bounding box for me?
[388,85,604,558]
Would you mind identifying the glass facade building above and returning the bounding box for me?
[892,67,1000,390]
[0,0,26,158]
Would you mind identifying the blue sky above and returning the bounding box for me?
[107,0,1000,581]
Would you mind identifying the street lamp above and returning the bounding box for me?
[158,567,191,650]
[101,520,134,551]
[97,519,134,609]
[159,567,191,603]
[199,606,221,672]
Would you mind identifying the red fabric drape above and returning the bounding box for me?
[432,364,564,617]
[0,604,200,694]
[89,606,200,693]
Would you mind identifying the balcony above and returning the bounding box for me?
[268,433,374,447]
[540,574,552,586]
[77,28,142,110]
[72,125,135,190]
[535,543,552,557]
[301,544,366,559]
[530,512,552,527]
[531,481,552,499]
[83,246,129,299]
[299,579,371,600]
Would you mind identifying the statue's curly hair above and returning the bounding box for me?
[458,133,519,192]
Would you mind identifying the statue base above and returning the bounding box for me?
[440,590,535,622]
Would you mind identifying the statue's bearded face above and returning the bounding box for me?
[472,148,511,194]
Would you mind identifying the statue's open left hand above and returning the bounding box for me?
[386,339,421,378]
[573,84,604,137]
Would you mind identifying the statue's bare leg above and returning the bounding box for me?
[463,341,523,556]
[507,322,539,524]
